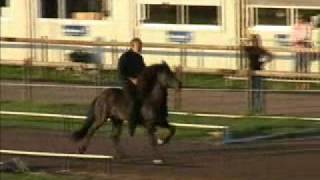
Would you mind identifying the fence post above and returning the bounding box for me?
[94,37,104,88]
[40,36,49,78]
[111,40,119,68]
[111,41,119,84]
[23,58,32,101]
[174,65,183,110]
[179,44,187,68]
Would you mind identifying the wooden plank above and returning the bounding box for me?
[0,59,235,75]
[0,60,115,70]
[0,150,113,159]
[225,75,320,83]
[0,111,85,120]
[228,70,320,79]
[0,37,320,52]
[254,70,320,79]
[170,123,228,130]
[0,111,229,130]
[1,36,320,53]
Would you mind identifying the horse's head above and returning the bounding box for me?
[157,61,182,89]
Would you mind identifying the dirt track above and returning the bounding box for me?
[1,128,320,180]
[2,82,320,117]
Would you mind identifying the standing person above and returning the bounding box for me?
[244,34,273,114]
[118,38,146,136]
[292,15,313,73]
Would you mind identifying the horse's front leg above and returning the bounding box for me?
[158,123,176,145]
[146,124,164,164]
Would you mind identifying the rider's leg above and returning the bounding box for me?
[129,97,142,136]
[125,81,141,137]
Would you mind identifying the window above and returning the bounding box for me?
[40,0,111,20]
[187,6,220,25]
[0,0,9,7]
[255,8,289,26]
[41,0,58,18]
[66,0,103,18]
[0,0,9,17]
[143,4,221,26]
[297,9,320,22]
[145,4,179,24]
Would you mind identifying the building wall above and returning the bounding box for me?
[136,0,238,46]
[1,0,320,72]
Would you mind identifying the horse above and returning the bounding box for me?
[72,62,181,163]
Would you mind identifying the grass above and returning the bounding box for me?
[182,73,246,89]
[0,114,212,139]
[1,112,320,140]
[0,65,119,86]
[171,115,320,139]
[1,101,89,115]
[1,101,320,139]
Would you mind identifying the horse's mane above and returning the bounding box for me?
[137,63,168,97]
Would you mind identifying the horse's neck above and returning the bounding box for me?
[150,83,167,102]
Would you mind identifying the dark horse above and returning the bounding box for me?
[72,62,181,162]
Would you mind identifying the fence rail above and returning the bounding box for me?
[0,110,230,129]
[2,37,320,116]
[1,36,320,76]
[2,81,320,117]
[1,110,320,123]
[3,81,320,92]
[0,149,113,173]
[0,149,113,160]
[2,36,320,52]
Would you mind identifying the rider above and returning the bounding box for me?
[118,37,146,136]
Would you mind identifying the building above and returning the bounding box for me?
[1,0,320,72]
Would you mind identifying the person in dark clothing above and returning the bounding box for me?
[244,34,273,71]
[244,34,273,114]
[118,38,146,136]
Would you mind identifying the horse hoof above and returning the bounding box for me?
[157,138,164,145]
[152,159,164,165]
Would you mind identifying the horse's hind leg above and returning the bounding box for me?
[79,119,105,154]
[110,119,126,158]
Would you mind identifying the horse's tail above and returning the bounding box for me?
[72,99,97,141]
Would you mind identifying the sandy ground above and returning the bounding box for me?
[1,128,320,180]
[1,82,320,179]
